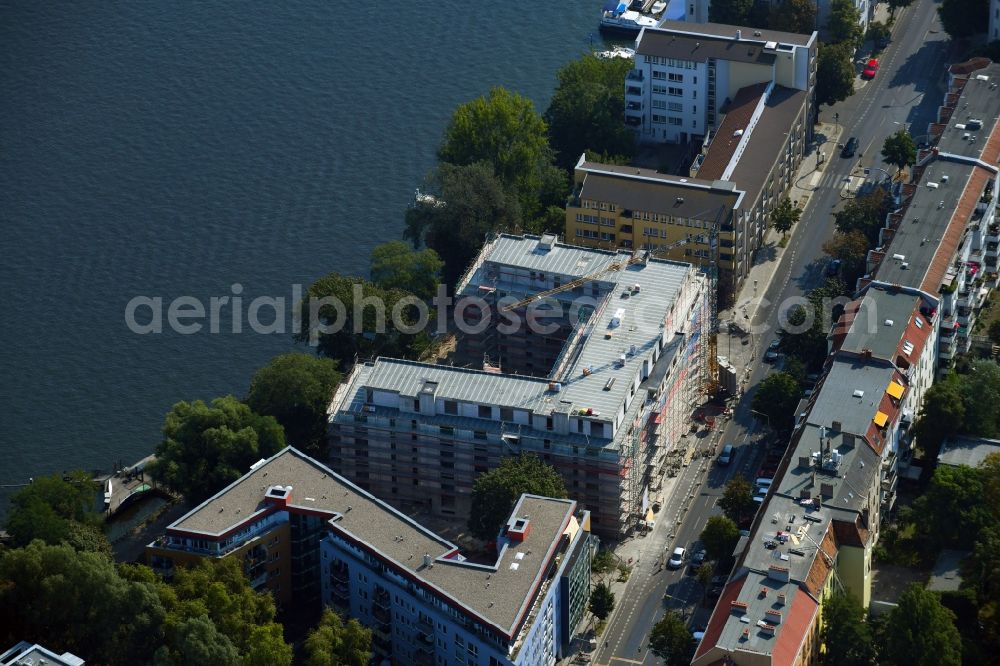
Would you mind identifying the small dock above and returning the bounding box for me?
[95,454,159,516]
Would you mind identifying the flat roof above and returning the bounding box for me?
[938,435,1000,467]
[655,20,815,47]
[636,27,777,65]
[576,162,743,219]
[167,448,577,637]
[804,358,899,438]
[839,288,923,361]
[936,64,1000,158]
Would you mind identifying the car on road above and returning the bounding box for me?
[668,546,686,569]
[689,549,706,571]
[717,444,734,466]
[826,258,842,277]
[862,58,879,79]
[841,137,859,158]
[764,345,781,363]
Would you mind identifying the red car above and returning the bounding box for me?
[862,58,879,79]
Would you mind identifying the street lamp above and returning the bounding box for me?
[750,409,772,430]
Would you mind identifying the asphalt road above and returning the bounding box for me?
[593,1,948,663]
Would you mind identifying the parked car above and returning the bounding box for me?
[826,258,842,277]
[689,549,707,571]
[841,137,859,158]
[668,547,686,569]
[862,58,879,79]
[717,444,734,466]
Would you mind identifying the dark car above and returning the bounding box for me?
[826,259,842,277]
[841,137,859,158]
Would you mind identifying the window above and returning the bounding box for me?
[651,99,666,109]
[473,430,487,440]
[652,84,667,95]
[500,407,514,421]
[478,404,491,418]
[668,72,683,82]
[652,69,666,80]
[651,114,666,124]
[668,117,683,126]
[443,400,457,415]
[668,101,683,112]
[668,87,683,96]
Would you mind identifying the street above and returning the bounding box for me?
[593,0,949,663]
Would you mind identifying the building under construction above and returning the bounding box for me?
[328,234,708,541]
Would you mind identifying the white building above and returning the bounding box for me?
[993,0,1000,40]
[626,21,816,144]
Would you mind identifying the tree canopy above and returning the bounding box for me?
[648,610,695,665]
[767,0,817,34]
[771,197,801,236]
[751,372,801,432]
[817,42,856,107]
[719,476,757,524]
[821,591,876,666]
[822,229,870,285]
[246,353,341,458]
[545,54,635,171]
[881,129,917,173]
[827,0,864,46]
[709,0,754,25]
[404,161,523,285]
[913,361,1000,457]
[938,0,989,38]
[589,581,616,620]
[303,608,372,666]
[700,515,740,562]
[4,470,107,552]
[883,584,962,666]
[295,272,430,364]
[834,188,893,246]
[912,463,994,549]
[151,396,285,501]
[438,86,565,218]
[468,453,568,540]
[369,240,444,302]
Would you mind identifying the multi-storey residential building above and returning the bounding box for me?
[860,59,1000,369]
[329,234,709,540]
[625,22,815,144]
[0,642,85,666]
[991,0,1000,41]
[146,447,594,666]
[569,76,809,294]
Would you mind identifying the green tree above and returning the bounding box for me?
[247,353,341,458]
[0,541,166,664]
[881,129,917,174]
[709,0,754,25]
[867,20,891,47]
[958,360,1000,437]
[817,42,856,107]
[404,161,523,285]
[822,229,870,284]
[545,55,636,171]
[468,453,568,540]
[439,86,564,217]
[295,272,430,364]
[303,608,372,666]
[589,581,616,620]
[718,475,756,524]
[827,0,863,46]
[524,204,568,236]
[751,372,801,432]
[821,591,876,666]
[988,319,1000,344]
[592,549,618,576]
[695,563,715,605]
[883,584,962,666]
[648,610,695,665]
[968,523,1000,643]
[5,470,106,551]
[771,197,801,236]
[912,464,993,549]
[369,240,444,301]
[888,0,913,13]
[768,0,817,34]
[938,0,989,38]
[700,515,740,562]
[912,374,964,458]
[150,396,285,501]
[834,188,893,246]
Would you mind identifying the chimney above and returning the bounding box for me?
[423,554,433,568]
[736,29,742,40]
[507,517,531,542]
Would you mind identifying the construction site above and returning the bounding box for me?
[327,233,721,541]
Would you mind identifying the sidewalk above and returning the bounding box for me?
[717,120,843,385]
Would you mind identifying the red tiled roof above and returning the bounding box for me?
[949,57,992,76]
[803,525,838,597]
[771,587,820,666]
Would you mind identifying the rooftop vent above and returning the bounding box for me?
[676,196,685,204]
[885,319,894,326]
[853,389,865,398]
[734,128,745,137]
[537,233,557,251]
[736,29,742,39]
[423,553,433,568]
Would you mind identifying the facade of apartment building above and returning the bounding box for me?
[860,59,1000,370]
[145,448,594,666]
[569,77,808,294]
[329,234,709,541]
[992,0,1000,41]
[625,22,815,145]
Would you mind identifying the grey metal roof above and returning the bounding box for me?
[804,358,897,436]
[937,63,1000,158]
[167,448,577,637]
[938,435,1000,467]
[636,27,777,65]
[654,20,815,47]
[840,288,922,361]
[484,234,620,279]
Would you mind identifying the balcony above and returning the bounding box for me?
[626,101,642,111]
[626,116,642,127]
[626,86,643,97]
[627,70,644,81]
[373,604,391,626]
[330,563,349,584]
